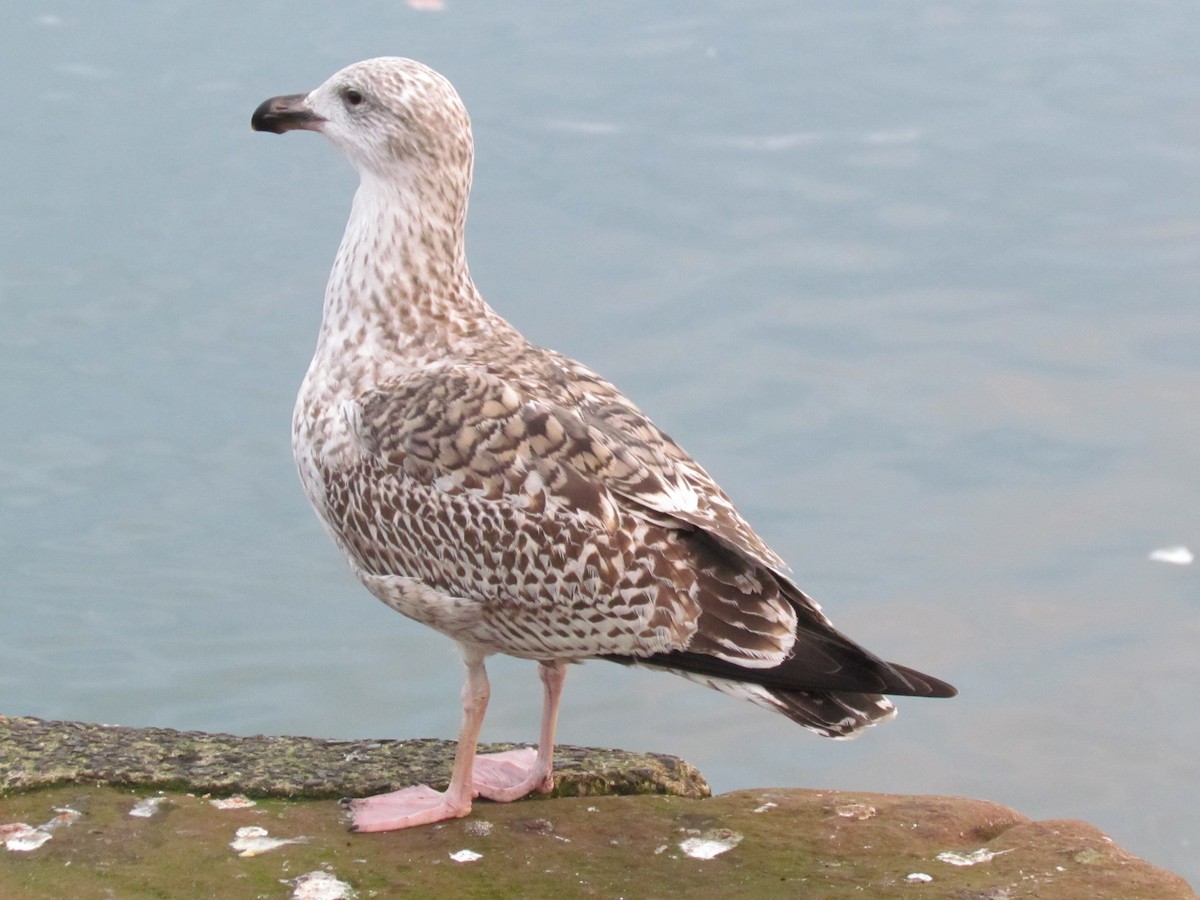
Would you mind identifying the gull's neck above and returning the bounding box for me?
[311,169,516,387]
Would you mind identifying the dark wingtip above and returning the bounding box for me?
[616,648,958,699]
[886,662,958,698]
[251,93,324,134]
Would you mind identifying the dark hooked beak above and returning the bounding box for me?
[251,93,325,134]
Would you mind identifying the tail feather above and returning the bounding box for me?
[599,530,956,736]
[625,663,898,738]
[600,587,954,737]
[624,643,956,700]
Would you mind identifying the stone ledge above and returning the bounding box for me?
[0,715,708,801]
[1,715,1193,898]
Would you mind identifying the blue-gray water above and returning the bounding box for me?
[2,0,1197,888]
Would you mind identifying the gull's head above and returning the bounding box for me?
[251,57,473,184]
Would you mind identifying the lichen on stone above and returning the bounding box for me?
[0,715,709,801]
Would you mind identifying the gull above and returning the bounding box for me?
[251,57,955,832]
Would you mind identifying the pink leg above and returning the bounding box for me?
[348,646,493,832]
[473,660,567,802]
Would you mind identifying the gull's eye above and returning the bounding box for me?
[342,87,364,107]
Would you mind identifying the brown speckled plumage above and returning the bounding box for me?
[252,56,954,830]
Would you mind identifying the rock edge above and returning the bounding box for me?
[0,714,708,800]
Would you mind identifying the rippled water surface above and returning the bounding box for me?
[2,1,1197,887]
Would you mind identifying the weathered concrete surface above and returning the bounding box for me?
[1,716,1193,899]
[0,715,709,800]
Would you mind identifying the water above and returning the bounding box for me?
[2,0,1197,887]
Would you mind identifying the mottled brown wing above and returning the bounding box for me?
[357,361,787,576]
[353,363,957,708]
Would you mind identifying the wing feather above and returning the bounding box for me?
[358,357,790,575]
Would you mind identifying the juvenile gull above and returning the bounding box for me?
[251,57,955,832]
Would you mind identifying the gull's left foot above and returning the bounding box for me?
[472,748,553,802]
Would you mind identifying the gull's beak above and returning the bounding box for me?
[251,93,325,134]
